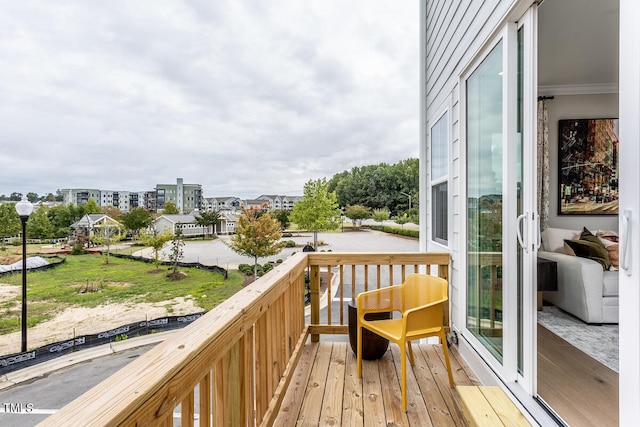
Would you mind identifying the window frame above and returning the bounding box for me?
[429,109,450,245]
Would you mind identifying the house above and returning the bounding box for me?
[153,214,207,237]
[255,194,302,210]
[419,0,639,425]
[201,196,241,212]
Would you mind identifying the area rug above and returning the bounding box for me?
[537,305,618,372]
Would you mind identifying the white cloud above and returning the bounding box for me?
[0,0,418,199]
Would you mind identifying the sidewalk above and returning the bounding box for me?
[0,331,175,392]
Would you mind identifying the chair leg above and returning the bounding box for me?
[439,331,455,387]
[407,341,415,365]
[357,323,363,377]
[400,341,407,411]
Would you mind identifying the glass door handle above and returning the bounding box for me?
[517,213,528,253]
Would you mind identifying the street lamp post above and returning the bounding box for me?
[15,196,33,353]
[400,192,412,211]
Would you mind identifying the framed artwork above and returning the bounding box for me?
[558,118,619,215]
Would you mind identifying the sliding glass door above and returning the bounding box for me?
[466,42,505,362]
[464,8,537,389]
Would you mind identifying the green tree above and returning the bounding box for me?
[372,208,391,225]
[26,205,54,239]
[26,192,39,203]
[9,192,22,201]
[163,202,180,214]
[195,210,221,238]
[327,158,419,216]
[290,178,341,249]
[168,227,185,277]
[47,204,83,238]
[0,203,20,248]
[271,209,291,230]
[395,214,410,229]
[92,223,125,264]
[83,198,101,214]
[344,204,371,229]
[227,206,285,279]
[120,207,153,240]
[141,230,173,270]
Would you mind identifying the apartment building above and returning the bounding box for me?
[155,178,202,214]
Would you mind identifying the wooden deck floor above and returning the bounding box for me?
[275,340,481,426]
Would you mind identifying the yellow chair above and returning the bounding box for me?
[356,273,454,411]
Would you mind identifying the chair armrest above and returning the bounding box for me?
[404,299,446,335]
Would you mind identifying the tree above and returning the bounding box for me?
[141,230,173,270]
[92,223,125,264]
[290,178,341,250]
[0,203,20,248]
[100,205,123,220]
[195,210,221,238]
[26,192,39,203]
[227,206,285,279]
[83,198,101,214]
[47,204,83,238]
[167,227,185,278]
[26,205,54,239]
[120,207,153,240]
[163,202,180,214]
[272,209,291,230]
[9,192,22,201]
[345,204,371,229]
[395,214,410,229]
[372,208,391,225]
[327,158,419,216]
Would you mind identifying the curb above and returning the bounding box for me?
[0,330,175,392]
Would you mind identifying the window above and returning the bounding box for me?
[430,112,448,244]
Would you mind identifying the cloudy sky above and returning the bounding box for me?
[0,1,419,199]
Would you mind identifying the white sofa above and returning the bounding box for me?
[538,227,619,324]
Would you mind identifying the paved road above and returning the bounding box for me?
[140,228,419,269]
[1,230,418,426]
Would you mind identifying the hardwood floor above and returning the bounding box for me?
[537,324,618,426]
[276,341,481,426]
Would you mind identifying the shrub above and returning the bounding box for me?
[276,259,283,263]
[284,240,296,248]
[262,263,274,273]
[282,232,293,237]
[71,243,85,255]
[238,263,254,275]
[367,225,419,239]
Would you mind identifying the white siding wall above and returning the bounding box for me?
[422,0,516,331]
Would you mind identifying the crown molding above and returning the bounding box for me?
[538,83,618,97]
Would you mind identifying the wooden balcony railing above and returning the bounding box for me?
[39,252,449,427]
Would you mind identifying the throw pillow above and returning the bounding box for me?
[564,239,612,270]
[541,228,580,253]
[580,227,603,246]
[607,244,620,269]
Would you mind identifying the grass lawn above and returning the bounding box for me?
[0,253,244,335]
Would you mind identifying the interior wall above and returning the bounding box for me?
[545,92,619,231]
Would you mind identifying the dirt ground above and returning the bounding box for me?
[0,293,200,356]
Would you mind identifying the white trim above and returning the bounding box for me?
[538,83,618,96]
[460,25,509,379]
[517,6,539,397]
[619,0,640,424]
